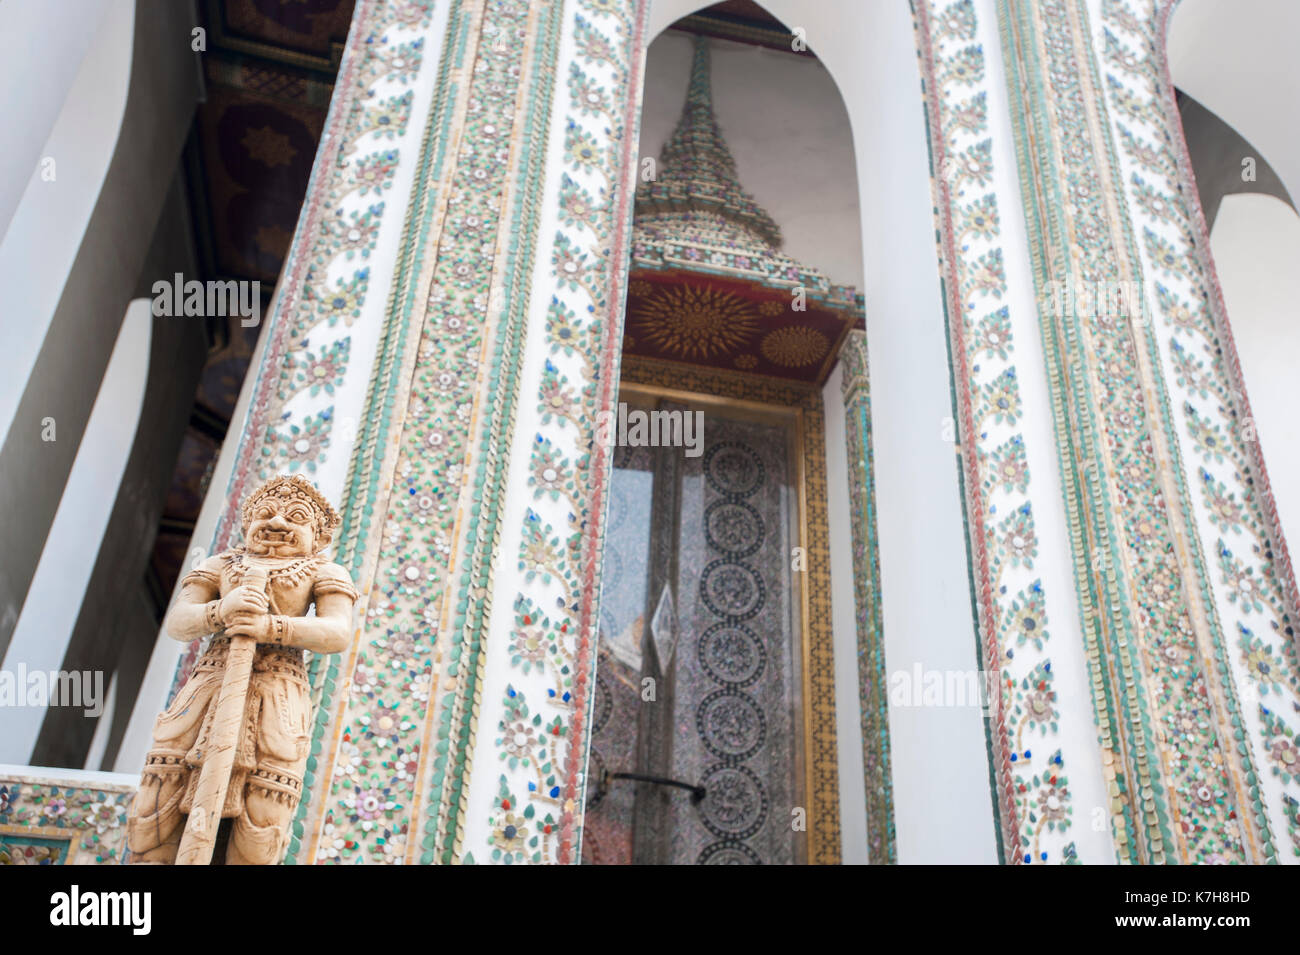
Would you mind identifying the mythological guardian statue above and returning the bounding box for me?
[127,475,358,865]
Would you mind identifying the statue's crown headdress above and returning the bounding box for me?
[241,474,341,541]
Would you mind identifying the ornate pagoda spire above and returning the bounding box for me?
[629,32,860,317]
[635,34,783,248]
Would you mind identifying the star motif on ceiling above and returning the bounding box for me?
[628,283,757,360]
[760,326,830,367]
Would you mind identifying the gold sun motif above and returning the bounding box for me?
[760,326,830,367]
[629,284,758,359]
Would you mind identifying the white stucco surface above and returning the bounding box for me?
[0,0,134,450]
[1211,193,1300,570]
[1,301,151,765]
[1169,0,1300,209]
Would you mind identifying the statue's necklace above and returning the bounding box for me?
[226,550,326,587]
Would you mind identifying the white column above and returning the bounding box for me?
[0,0,135,446]
[0,0,117,241]
[0,300,151,764]
[812,0,997,864]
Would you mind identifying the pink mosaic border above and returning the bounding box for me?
[913,0,1022,857]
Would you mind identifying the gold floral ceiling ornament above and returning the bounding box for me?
[241,124,297,168]
[760,326,830,367]
[629,283,758,359]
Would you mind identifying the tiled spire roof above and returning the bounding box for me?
[631,35,859,312]
[635,34,782,248]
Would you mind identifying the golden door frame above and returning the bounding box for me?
[616,356,841,865]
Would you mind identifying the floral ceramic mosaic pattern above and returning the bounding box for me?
[999,0,1273,863]
[484,0,646,865]
[918,0,1079,863]
[288,0,561,865]
[175,0,436,692]
[190,0,642,866]
[1105,0,1300,858]
[227,5,426,495]
[0,776,133,865]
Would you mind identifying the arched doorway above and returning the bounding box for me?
[582,19,861,864]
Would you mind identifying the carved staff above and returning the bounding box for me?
[175,564,268,865]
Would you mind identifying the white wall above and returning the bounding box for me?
[0,300,151,765]
[638,29,864,289]
[0,0,116,242]
[0,0,135,447]
[1210,193,1300,561]
[1168,1,1300,207]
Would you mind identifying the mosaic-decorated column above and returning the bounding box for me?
[1147,0,1300,861]
[997,0,1297,864]
[448,0,649,865]
[167,0,454,864]
[914,0,1114,865]
[173,0,648,864]
[838,330,895,864]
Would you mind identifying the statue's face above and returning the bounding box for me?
[245,497,317,557]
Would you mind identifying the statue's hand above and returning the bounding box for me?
[218,586,269,626]
[225,612,271,642]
